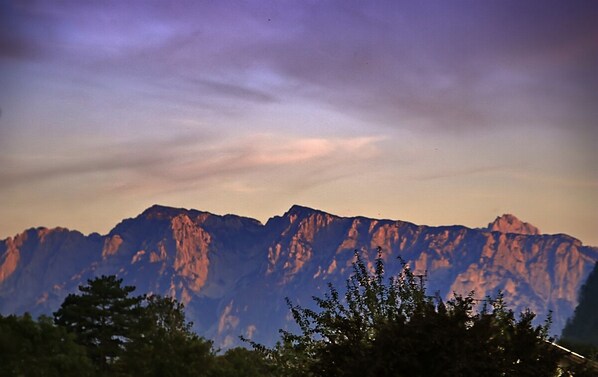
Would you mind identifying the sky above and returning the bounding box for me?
[0,0,597,245]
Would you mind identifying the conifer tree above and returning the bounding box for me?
[561,262,598,359]
[54,275,143,375]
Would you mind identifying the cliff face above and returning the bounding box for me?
[1,204,596,348]
[487,214,541,235]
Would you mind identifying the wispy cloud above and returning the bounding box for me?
[0,133,384,196]
[131,135,384,194]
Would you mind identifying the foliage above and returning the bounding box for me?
[52,275,218,376]
[3,257,594,377]
[210,347,276,377]
[262,249,571,377]
[53,275,143,375]
[0,313,94,377]
[1,275,271,376]
[117,295,215,377]
[561,262,598,351]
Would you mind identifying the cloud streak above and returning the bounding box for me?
[0,133,384,196]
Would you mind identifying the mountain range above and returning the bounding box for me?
[1,205,597,348]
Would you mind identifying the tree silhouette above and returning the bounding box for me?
[263,249,567,377]
[0,313,94,377]
[53,275,143,375]
[561,262,598,359]
[118,295,215,377]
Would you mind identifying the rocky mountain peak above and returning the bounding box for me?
[140,204,193,220]
[285,204,319,217]
[3,205,598,349]
[488,214,540,235]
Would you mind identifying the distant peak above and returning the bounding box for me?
[142,204,182,215]
[138,204,260,224]
[488,214,540,235]
[284,205,329,219]
[139,204,200,221]
[287,204,317,213]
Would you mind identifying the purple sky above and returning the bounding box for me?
[1,0,597,245]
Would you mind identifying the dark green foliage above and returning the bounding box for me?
[117,295,215,377]
[559,261,598,376]
[0,313,94,377]
[2,275,269,376]
[53,275,143,375]
[4,259,593,377]
[263,250,568,377]
[210,347,275,377]
[562,262,598,352]
[53,276,217,376]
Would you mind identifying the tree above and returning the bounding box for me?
[117,295,215,377]
[53,275,143,375]
[210,347,275,377]
[53,276,218,376]
[263,249,569,377]
[0,313,94,377]
[561,262,598,358]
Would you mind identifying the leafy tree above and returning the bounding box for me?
[262,249,571,377]
[53,275,143,375]
[117,295,215,377]
[0,313,94,377]
[210,347,275,377]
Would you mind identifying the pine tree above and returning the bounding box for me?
[562,263,598,347]
[561,262,598,359]
[54,275,143,375]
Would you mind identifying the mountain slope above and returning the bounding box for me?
[1,205,597,348]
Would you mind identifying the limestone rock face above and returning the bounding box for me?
[171,214,211,295]
[1,205,596,349]
[488,214,541,235]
